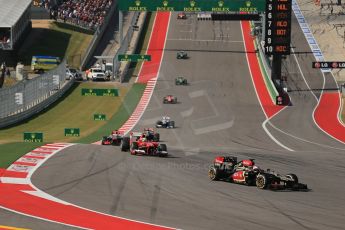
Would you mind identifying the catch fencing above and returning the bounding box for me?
[0,60,71,128]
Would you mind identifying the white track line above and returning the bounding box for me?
[123,13,172,135]
[292,45,345,146]
[240,21,293,152]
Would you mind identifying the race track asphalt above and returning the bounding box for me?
[7,13,345,230]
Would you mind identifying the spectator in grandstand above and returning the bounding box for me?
[33,0,53,10]
[55,0,113,30]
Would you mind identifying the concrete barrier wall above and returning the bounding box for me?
[119,12,147,82]
[80,2,118,70]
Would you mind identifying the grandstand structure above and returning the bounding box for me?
[0,0,32,51]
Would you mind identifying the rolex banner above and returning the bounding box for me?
[119,0,265,13]
[81,89,119,96]
[24,132,43,142]
[64,128,80,137]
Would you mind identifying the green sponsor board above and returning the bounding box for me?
[81,88,119,96]
[119,0,265,12]
[23,132,43,142]
[65,128,80,137]
[118,54,151,62]
[94,114,107,121]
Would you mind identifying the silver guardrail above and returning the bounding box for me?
[0,60,71,128]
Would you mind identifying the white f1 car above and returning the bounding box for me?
[156,116,175,128]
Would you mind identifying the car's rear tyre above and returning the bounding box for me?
[256,174,270,189]
[208,166,220,181]
[156,120,163,128]
[170,121,175,128]
[120,137,130,151]
[130,142,138,155]
[158,143,167,151]
[158,144,167,157]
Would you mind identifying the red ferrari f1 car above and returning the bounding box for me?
[208,156,308,190]
[120,132,168,157]
[177,12,187,19]
[163,95,177,104]
[102,130,124,145]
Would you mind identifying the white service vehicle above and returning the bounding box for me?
[87,68,109,81]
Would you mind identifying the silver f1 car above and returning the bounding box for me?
[156,116,175,128]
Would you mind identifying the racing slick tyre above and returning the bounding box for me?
[163,99,167,104]
[256,174,270,189]
[156,120,163,128]
[208,166,220,181]
[130,142,138,155]
[158,144,167,157]
[154,133,160,142]
[170,121,175,128]
[120,137,130,151]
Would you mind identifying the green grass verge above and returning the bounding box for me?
[253,38,278,100]
[0,142,44,168]
[0,14,153,167]
[0,84,146,168]
[0,82,129,144]
[77,83,146,143]
[18,21,93,68]
[0,83,146,167]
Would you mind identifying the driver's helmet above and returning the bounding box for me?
[140,134,147,141]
